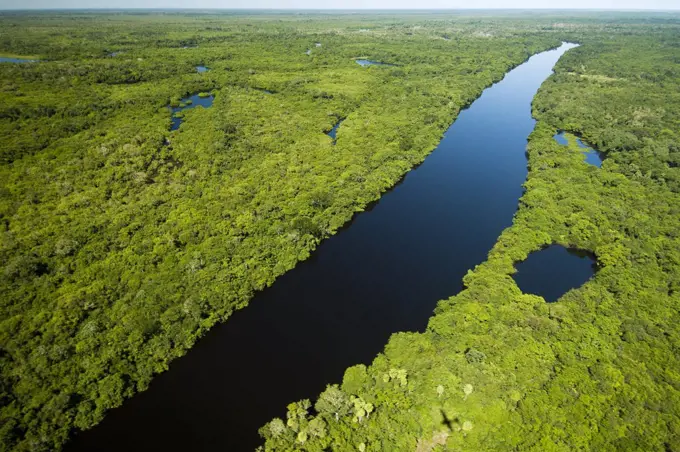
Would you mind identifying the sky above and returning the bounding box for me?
[1,0,679,9]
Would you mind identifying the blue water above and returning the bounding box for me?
[553,132,568,145]
[196,65,208,73]
[355,59,393,67]
[513,245,596,302]
[554,131,603,167]
[67,43,578,452]
[169,94,214,131]
[0,57,37,63]
[327,119,343,141]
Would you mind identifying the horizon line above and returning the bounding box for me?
[2,7,680,11]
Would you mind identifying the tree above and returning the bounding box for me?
[350,396,374,423]
[315,385,351,421]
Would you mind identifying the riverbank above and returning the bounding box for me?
[259,31,680,451]
[67,43,577,452]
[0,13,561,451]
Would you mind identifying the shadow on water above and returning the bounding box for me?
[169,93,214,131]
[67,43,579,452]
[513,245,597,302]
[554,131,604,167]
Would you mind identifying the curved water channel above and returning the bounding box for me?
[170,93,214,131]
[67,42,578,451]
[0,56,38,63]
[554,131,604,167]
[355,59,394,67]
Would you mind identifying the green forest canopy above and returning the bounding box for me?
[0,10,678,451]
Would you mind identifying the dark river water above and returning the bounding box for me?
[513,245,596,302]
[67,42,578,452]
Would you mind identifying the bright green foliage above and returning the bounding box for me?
[383,368,408,387]
[2,10,679,452]
[315,385,352,422]
[260,399,331,451]
[261,15,680,452]
[0,11,562,451]
[351,396,374,424]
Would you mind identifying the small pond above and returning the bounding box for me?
[326,119,343,141]
[196,65,209,73]
[0,57,38,63]
[513,245,597,302]
[355,59,394,67]
[170,93,214,131]
[554,131,603,168]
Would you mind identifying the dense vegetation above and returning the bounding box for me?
[0,11,569,451]
[260,19,680,452]
[2,11,679,451]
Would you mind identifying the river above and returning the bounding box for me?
[67,42,578,452]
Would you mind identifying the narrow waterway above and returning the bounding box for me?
[355,59,394,66]
[67,42,578,452]
[169,93,214,131]
[554,131,604,167]
[0,56,37,63]
[327,118,343,141]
